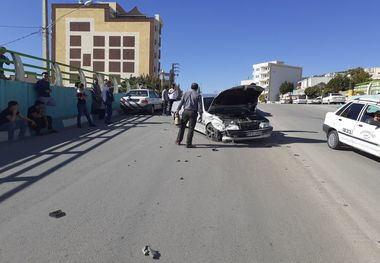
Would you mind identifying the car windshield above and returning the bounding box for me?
[331,93,342,96]
[126,90,148,97]
[203,97,215,111]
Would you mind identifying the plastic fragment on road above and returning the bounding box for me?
[184,160,189,163]
[142,245,161,260]
[180,177,184,180]
[212,148,219,152]
[49,210,66,218]
[177,160,181,162]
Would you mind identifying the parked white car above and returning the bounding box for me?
[307,97,322,104]
[323,98,380,157]
[172,85,273,142]
[120,89,163,114]
[293,97,307,104]
[322,93,346,104]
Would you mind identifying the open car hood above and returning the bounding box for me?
[208,84,264,113]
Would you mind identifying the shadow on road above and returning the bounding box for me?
[195,130,325,149]
[0,115,153,204]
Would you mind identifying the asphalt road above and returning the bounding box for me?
[0,105,379,263]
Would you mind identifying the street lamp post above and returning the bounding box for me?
[347,74,353,97]
[42,0,49,69]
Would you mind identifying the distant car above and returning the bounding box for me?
[172,85,273,142]
[323,98,380,157]
[280,98,292,104]
[307,97,322,104]
[293,97,307,104]
[120,89,163,114]
[322,93,346,104]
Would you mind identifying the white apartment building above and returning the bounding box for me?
[297,73,336,90]
[245,61,302,101]
[364,67,380,80]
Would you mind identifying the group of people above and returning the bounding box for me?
[0,72,115,142]
[161,84,178,115]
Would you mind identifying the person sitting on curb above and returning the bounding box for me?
[0,101,36,141]
[35,72,56,114]
[27,100,57,136]
[77,83,96,128]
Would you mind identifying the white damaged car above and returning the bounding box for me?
[173,84,273,142]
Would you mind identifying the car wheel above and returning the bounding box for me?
[327,130,341,150]
[205,123,221,141]
[149,105,155,115]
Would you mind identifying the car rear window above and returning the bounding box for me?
[126,90,148,97]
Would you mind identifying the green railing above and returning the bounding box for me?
[0,48,128,92]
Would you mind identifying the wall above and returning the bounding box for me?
[0,79,123,119]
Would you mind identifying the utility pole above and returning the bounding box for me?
[42,0,50,70]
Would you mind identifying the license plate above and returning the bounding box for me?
[246,131,261,137]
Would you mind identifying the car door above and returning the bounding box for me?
[352,104,380,156]
[336,102,366,146]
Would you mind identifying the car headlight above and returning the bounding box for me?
[226,124,240,130]
[259,122,270,129]
[211,119,225,130]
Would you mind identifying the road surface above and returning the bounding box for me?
[0,104,379,262]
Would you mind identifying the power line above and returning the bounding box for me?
[0,4,87,47]
[0,30,41,46]
[0,25,41,29]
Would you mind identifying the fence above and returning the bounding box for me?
[0,48,128,92]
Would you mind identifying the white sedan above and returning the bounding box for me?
[120,89,163,114]
[323,97,380,157]
[172,85,273,142]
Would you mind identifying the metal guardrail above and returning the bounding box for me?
[0,48,125,92]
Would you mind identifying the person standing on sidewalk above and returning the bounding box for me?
[161,86,169,115]
[102,80,114,124]
[35,72,56,114]
[175,83,203,148]
[76,83,95,128]
[168,84,178,114]
[0,47,11,80]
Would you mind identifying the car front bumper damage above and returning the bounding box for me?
[221,127,273,142]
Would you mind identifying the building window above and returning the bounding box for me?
[123,62,135,73]
[93,36,105,47]
[70,22,90,32]
[109,36,121,47]
[123,36,135,47]
[70,36,81,46]
[123,49,135,60]
[109,49,121,60]
[93,49,105,59]
[109,62,121,72]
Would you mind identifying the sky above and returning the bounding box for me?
[1,0,380,93]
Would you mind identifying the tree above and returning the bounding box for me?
[324,75,350,94]
[347,67,372,86]
[304,83,326,98]
[279,81,294,95]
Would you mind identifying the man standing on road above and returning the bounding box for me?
[175,83,203,148]
[35,72,56,114]
[168,84,178,114]
[161,86,170,115]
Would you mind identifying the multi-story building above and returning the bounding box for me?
[364,67,380,80]
[241,61,302,101]
[297,73,336,90]
[52,2,163,85]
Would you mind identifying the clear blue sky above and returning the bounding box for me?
[1,0,379,93]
